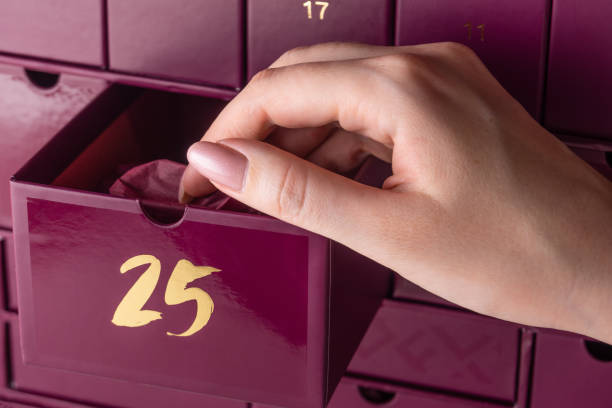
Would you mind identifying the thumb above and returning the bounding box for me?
[186,139,394,247]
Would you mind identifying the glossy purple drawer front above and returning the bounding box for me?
[396,0,548,119]
[393,274,459,308]
[348,301,520,402]
[108,0,243,88]
[19,197,321,405]
[546,0,612,139]
[0,0,103,66]
[0,230,17,311]
[256,377,505,408]
[4,314,245,408]
[247,0,393,78]
[531,332,612,407]
[0,63,108,228]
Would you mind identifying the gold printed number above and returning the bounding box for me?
[464,22,485,42]
[111,255,220,337]
[164,260,220,337]
[112,255,163,328]
[463,23,472,40]
[477,24,485,42]
[303,1,329,20]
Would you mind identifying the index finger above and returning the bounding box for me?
[181,57,402,200]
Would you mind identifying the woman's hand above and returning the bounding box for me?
[180,42,612,343]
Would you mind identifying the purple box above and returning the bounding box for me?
[255,377,507,408]
[10,87,389,408]
[396,0,549,119]
[0,230,17,311]
[0,0,103,66]
[347,300,520,402]
[247,0,393,78]
[530,331,612,407]
[393,273,460,309]
[108,0,243,88]
[546,0,612,139]
[0,63,108,228]
[3,314,246,408]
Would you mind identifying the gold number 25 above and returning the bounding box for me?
[111,255,220,337]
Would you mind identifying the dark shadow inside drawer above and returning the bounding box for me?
[14,86,234,222]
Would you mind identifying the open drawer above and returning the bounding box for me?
[10,86,391,408]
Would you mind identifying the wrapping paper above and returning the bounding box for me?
[109,159,253,213]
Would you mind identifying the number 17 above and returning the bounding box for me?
[303,1,330,20]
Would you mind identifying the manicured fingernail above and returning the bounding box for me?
[177,179,194,204]
[187,142,248,192]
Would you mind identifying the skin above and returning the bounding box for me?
[181,42,612,344]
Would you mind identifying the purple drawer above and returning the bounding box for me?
[10,87,389,408]
[108,0,243,88]
[531,332,612,407]
[4,314,246,408]
[0,0,103,66]
[546,0,612,139]
[0,402,37,408]
[396,0,549,119]
[0,319,89,407]
[0,63,108,228]
[255,377,507,408]
[393,274,460,309]
[563,137,612,181]
[0,230,17,311]
[347,300,520,402]
[247,0,393,78]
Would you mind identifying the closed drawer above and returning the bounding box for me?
[247,0,393,78]
[393,274,460,309]
[396,0,549,119]
[0,63,108,228]
[108,0,243,88]
[347,300,520,402]
[530,332,612,407]
[256,377,510,408]
[10,86,389,408]
[546,0,612,139]
[0,0,103,66]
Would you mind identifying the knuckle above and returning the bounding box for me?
[368,53,429,80]
[276,163,309,222]
[274,44,316,66]
[247,67,278,91]
[274,42,347,67]
[437,41,478,61]
[250,67,276,85]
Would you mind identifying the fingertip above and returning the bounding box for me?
[178,181,194,204]
[179,163,218,201]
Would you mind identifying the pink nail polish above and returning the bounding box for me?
[187,142,248,192]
